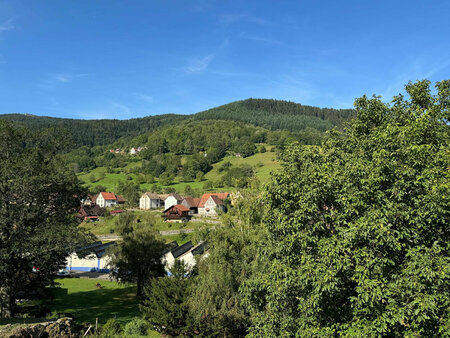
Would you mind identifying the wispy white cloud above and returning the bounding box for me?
[38,72,91,90]
[220,13,268,25]
[133,92,154,104]
[186,54,215,73]
[109,101,131,114]
[377,58,450,101]
[0,17,14,33]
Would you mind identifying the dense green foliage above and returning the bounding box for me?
[0,121,92,317]
[187,185,264,337]
[141,260,194,336]
[241,80,450,336]
[195,98,355,132]
[0,99,354,151]
[108,226,166,296]
[0,113,187,148]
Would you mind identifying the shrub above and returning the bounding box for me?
[123,317,149,336]
[101,318,122,337]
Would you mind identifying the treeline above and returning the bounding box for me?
[0,113,187,148]
[194,98,355,132]
[0,98,355,150]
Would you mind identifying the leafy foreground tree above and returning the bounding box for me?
[187,182,265,337]
[108,225,165,297]
[241,80,450,336]
[0,121,92,317]
[141,259,195,336]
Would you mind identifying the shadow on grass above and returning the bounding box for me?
[46,285,140,326]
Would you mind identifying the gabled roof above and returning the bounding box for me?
[199,193,229,208]
[143,192,163,200]
[163,204,190,213]
[163,241,179,254]
[168,193,183,201]
[116,195,125,203]
[158,194,170,200]
[191,241,208,256]
[171,241,193,258]
[75,241,116,258]
[99,192,117,200]
[209,195,224,206]
[183,197,200,208]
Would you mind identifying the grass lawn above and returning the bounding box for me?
[47,278,140,326]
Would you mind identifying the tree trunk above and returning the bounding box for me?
[0,287,15,318]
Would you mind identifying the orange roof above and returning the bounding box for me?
[199,193,229,208]
[100,192,117,200]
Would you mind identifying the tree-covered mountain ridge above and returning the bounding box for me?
[0,98,355,147]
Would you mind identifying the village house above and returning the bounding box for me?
[181,196,201,215]
[164,193,184,210]
[66,241,115,272]
[198,193,229,216]
[139,192,165,209]
[162,204,191,222]
[96,192,125,208]
[77,204,105,222]
[162,241,208,273]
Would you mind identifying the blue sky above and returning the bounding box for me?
[0,0,449,119]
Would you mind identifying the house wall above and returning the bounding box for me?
[66,253,111,272]
[105,200,117,208]
[164,196,178,210]
[97,195,105,208]
[198,197,223,216]
[179,252,196,270]
[162,252,175,272]
[140,195,149,209]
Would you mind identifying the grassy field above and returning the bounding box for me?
[47,278,140,326]
[77,148,280,194]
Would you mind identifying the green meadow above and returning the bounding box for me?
[77,149,280,194]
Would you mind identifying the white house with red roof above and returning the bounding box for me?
[96,192,125,208]
[198,193,229,216]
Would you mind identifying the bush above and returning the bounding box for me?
[124,317,149,336]
[101,318,122,337]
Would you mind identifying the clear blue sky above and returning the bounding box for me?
[0,0,449,119]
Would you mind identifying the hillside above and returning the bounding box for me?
[0,113,187,148]
[194,98,355,131]
[0,98,355,149]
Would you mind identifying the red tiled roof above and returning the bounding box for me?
[164,204,190,213]
[199,193,229,208]
[100,192,117,200]
[116,195,126,203]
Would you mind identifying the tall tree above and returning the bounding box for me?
[0,121,91,317]
[141,260,194,336]
[188,183,265,337]
[241,80,450,336]
[108,226,165,297]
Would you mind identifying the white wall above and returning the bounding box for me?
[164,196,178,210]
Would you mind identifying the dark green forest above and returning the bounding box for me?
[0,98,354,149]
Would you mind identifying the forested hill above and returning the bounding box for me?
[0,98,355,148]
[0,113,188,147]
[194,98,355,131]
